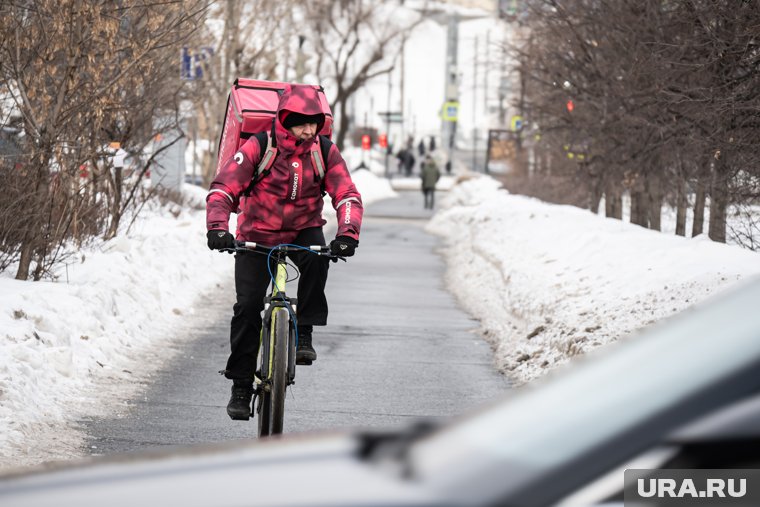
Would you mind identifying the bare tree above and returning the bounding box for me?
[0,0,207,280]
[305,0,423,149]
[507,0,760,246]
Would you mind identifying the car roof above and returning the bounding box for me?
[0,434,446,507]
[667,390,760,442]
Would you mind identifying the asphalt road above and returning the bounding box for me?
[83,190,508,456]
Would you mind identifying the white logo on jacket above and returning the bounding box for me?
[291,173,299,200]
[344,201,352,224]
[234,152,243,165]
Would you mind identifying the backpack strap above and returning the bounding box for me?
[256,131,278,176]
[242,120,278,196]
[311,135,332,196]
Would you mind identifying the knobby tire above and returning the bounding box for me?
[257,322,272,437]
[270,308,289,434]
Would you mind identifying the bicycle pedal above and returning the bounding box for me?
[296,359,313,366]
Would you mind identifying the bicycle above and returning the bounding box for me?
[225,240,344,437]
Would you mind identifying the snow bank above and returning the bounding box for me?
[0,172,394,470]
[427,173,760,385]
[0,191,233,468]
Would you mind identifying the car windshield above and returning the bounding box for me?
[408,276,760,504]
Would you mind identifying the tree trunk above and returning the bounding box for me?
[587,163,602,214]
[15,241,33,280]
[334,95,350,151]
[106,166,123,240]
[604,178,623,219]
[646,173,663,231]
[630,189,646,227]
[629,171,649,228]
[15,151,52,280]
[708,155,728,243]
[675,177,687,236]
[692,176,706,237]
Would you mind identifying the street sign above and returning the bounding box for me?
[181,46,214,80]
[510,115,523,132]
[442,101,459,122]
[377,111,403,123]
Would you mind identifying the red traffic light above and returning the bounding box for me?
[361,134,371,151]
[566,99,574,112]
[379,133,388,149]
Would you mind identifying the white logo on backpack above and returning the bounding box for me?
[234,152,243,165]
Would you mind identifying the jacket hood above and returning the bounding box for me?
[276,85,326,134]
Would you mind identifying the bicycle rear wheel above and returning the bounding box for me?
[269,307,290,434]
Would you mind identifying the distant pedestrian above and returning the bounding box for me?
[395,149,406,174]
[421,154,440,210]
[417,140,426,157]
[403,150,416,176]
[428,136,436,152]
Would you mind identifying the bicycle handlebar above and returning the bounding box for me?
[222,241,346,261]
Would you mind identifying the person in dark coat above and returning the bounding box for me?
[421,154,440,209]
[403,150,416,176]
[417,140,426,157]
[429,136,436,152]
[395,149,406,174]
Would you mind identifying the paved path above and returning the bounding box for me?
[83,191,508,455]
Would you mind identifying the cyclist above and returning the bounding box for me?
[206,84,363,420]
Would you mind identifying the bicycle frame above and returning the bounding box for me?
[258,254,297,390]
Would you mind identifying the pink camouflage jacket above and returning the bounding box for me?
[206,85,363,246]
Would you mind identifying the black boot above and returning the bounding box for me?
[227,379,254,420]
[296,326,317,365]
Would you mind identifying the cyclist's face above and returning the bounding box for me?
[288,122,318,141]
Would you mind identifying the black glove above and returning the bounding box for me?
[207,229,235,250]
[330,235,358,256]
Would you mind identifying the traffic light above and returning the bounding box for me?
[566,99,575,112]
[361,135,371,151]
[379,134,388,149]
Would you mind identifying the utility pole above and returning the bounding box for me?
[294,35,307,82]
[472,36,478,172]
[444,13,459,175]
[191,115,197,184]
[484,30,490,114]
[400,35,406,144]
[385,70,392,178]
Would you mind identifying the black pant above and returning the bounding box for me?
[423,189,435,209]
[225,227,330,380]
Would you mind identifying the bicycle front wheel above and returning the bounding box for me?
[269,307,290,434]
[257,323,272,438]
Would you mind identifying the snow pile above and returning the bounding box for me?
[0,172,394,470]
[0,193,233,468]
[427,174,760,385]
